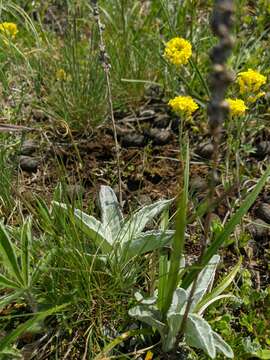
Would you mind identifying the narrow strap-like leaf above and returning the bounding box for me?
[0,222,24,286]
[195,258,241,313]
[161,143,189,317]
[0,304,68,352]
[21,218,32,287]
[0,274,21,289]
[182,165,270,289]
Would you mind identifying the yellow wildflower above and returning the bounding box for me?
[237,69,266,95]
[164,37,192,66]
[145,351,153,360]
[0,22,18,38]
[168,95,198,117]
[56,68,71,81]
[226,98,247,117]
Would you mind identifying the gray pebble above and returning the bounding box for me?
[249,218,270,239]
[146,128,172,145]
[196,142,214,159]
[19,156,39,172]
[256,203,270,224]
[20,140,37,156]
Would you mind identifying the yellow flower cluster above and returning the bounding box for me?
[56,68,70,81]
[237,69,266,95]
[226,98,247,117]
[0,22,18,39]
[168,96,198,117]
[164,37,192,66]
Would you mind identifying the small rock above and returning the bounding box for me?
[190,176,208,193]
[248,218,270,239]
[256,202,270,224]
[256,141,270,160]
[146,128,172,145]
[153,113,170,128]
[138,194,152,206]
[32,109,47,122]
[196,142,214,159]
[121,133,145,147]
[144,84,163,100]
[20,140,37,156]
[127,178,141,192]
[19,156,39,173]
[66,184,85,201]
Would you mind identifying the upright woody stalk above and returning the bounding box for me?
[205,0,235,243]
[91,0,122,206]
[181,0,235,293]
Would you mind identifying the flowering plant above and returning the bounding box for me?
[163,37,192,66]
[0,22,18,39]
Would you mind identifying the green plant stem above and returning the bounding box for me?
[161,142,189,318]
[189,59,210,98]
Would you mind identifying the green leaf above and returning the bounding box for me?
[164,288,187,351]
[0,274,20,289]
[249,349,270,359]
[186,255,220,311]
[0,346,22,359]
[197,294,236,315]
[128,306,166,340]
[119,198,173,244]
[0,292,23,309]
[99,185,123,241]
[162,143,189,317]
[21,218,32,287]
[53,202,112,253]
[0,222,24,286]
[185,314,216,359]
[157,252,169,312]
[0,304,68,352]
[182,165,270,289]
[123,230,174,259]
[195,258,241,314]
[31,250,54,286]
[212,331,234,358]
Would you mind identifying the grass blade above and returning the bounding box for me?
[182,165,270,289]
[0,274,20,289]
[0,304,68,352]
[0,223,24,286]
[21,218,32,288]
[161,142,189,317]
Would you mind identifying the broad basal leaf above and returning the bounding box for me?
[128,306,166,340]
[119,199,173,244]
[164,288,188,351]
[185,314,216,359]
[99,185,123,241]
[186,255,220,311]
[53,202,112,253]
[122,230,174,259]
[212,330,234,358]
